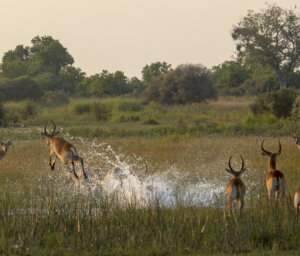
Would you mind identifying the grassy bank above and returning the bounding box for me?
[2,96,300,138]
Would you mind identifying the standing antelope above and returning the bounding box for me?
[226,155,247,213]
[261,140,285,202]
[0,136,12,160]
[41,121,88,180]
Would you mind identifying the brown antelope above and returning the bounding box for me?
[0,135,12,160]
[261,140,285,201]
[225,155,246,213]
[41,121,88,180]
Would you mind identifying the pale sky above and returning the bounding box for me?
[0,0,299,78]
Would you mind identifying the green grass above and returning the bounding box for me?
[3,96,300,138]
[0,137,299,254]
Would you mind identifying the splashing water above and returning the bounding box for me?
[47,139,225,207]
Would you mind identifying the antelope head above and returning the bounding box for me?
[41,121,59,144]
[0,135,13,160]
[261,140,281,172]
[225,155,246,178]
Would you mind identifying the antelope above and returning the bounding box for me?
[41,121,88,180]
[0,136,12,160]
[225,155,246,213]
[261,140,285,202]
[294,187,300,214]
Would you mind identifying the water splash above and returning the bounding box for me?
[46,140,225,207]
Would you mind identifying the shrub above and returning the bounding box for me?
[90,102,112,121]
[143,118,159,125]
[142,64,216,105]
[118,100,142,112]
[250,88,297,118]
[5,100,38,123]
[70,102,91,115]
[41,90,69,107]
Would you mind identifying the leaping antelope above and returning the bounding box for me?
[0,135,12,160]
[225,155,246,213]
[41,121,88,180]
[261,140,285,202]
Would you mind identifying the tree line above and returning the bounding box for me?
[1,4,300,109]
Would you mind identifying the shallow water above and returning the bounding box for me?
[43,140,226,207]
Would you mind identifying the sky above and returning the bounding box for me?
[0,0,299,78]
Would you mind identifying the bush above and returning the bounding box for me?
[41,90,69,107]
[90,102,112,121]
[70,102,91,115]
[118,100,142,112]
[143,118,159,125]
[142,64,216,105]
[5,100,38,124]
[250,89,297,118]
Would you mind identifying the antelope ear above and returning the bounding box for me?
[54,131,59,136]
[226,168,235,175]
[239,168,246,175]
[293,133,297,139]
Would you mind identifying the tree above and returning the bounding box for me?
[86,70,128,97]
[59,66,86,94]
[29,36,74,75]
[1,45,31,78]
[212,60,250,95]
[142,61,172,83]
[142,64,215,105]
[232,4,300,88]
[127,77,145,96]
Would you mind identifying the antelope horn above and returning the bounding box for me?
[261,140,272,155]
[43,121,48,136]
[275,140,281,156]
[50,120,59,136]
[228,156,234,172]
[225,156,235,175]
[240,155,245,171]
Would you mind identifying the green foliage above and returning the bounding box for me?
[241,66,280,95]
[0,76,42,101]
[41,91,69,107]
[232,4,300,88]
[117,99,142,112]
[70,102,91,115]
[212,60,250,95]
[90,102,112,121]
[142,64,216,105]
[30,35,74,75]
[126,77,145,96]
[141,61,172,83]
[250,89,297,118]
[78,70,129,97]
[33,72,61,92]
[59,66,86,94]
[143,118,159,125]
[5,100,38,124]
